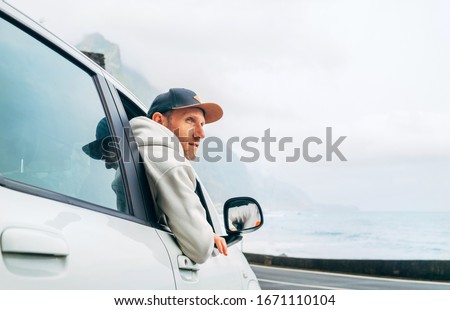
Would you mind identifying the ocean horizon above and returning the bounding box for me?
[242,210,450,260]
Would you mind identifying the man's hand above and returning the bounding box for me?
[213,234,228,256]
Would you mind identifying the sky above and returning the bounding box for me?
[7,0,450,211]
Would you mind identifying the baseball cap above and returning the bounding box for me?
[147,88,223,124]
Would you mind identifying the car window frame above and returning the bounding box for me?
[106,85,169,229]
[104,81,160,225]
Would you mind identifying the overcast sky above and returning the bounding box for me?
[8,0,450,211]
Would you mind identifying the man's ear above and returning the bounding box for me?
[152,112,165,125]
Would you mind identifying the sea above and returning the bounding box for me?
[241,211,450,260]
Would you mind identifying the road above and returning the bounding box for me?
[251,264,450,290]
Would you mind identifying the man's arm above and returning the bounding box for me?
[155,165,215,264]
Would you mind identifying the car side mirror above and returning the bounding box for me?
[223,197,264,235]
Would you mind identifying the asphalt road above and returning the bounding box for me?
[251,264,450,290]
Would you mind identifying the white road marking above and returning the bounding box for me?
[251,264,450,286]
[258,278,345,290]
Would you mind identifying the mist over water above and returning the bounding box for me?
[242,210,450,260]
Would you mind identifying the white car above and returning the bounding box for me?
[0,1,263,289]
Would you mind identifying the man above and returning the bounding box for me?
[130,88,227,264]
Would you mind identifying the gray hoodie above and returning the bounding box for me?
[130,116,214,264]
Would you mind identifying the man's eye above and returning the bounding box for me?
[186,117,194,123]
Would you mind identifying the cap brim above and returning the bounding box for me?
[172,102,223,124]
[82,136,115,160]
[82,139,104,160]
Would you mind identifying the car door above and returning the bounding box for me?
[0,6,174,289]
[155,215,248,289]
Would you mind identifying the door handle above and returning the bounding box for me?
[1,227,69,257]
[177,255,199,271]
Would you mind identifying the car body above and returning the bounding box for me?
[0,1,261,289]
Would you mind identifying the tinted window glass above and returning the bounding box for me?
[0,17,128,214]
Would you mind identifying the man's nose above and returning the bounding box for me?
[194,124,205,139]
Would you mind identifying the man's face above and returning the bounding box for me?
[163,107,206,160]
